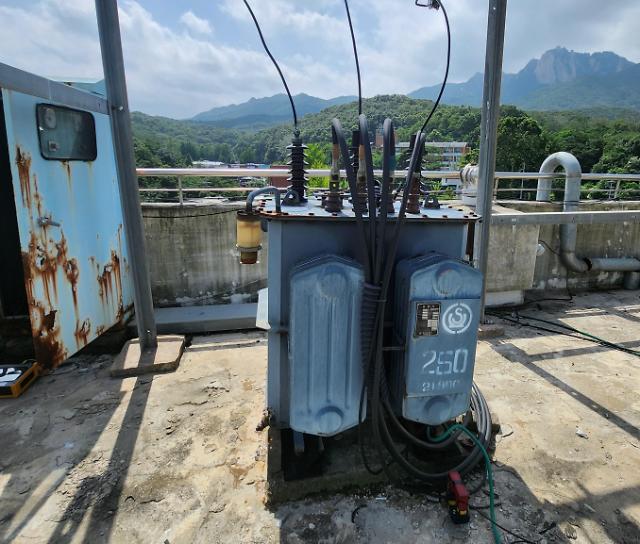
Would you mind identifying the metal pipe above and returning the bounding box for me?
[588,258,640,272]
[536,151,581,202]
[537,151,640,274]
[246,186,282,213]
[95,0,157,349]
[475,0,508,320]
[537,153,590,272]
[177,176,184,206]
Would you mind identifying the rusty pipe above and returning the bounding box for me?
[245,186,282,213]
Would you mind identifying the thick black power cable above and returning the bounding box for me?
[393,0,451,198]
[332,118,371,280]
[415,0,451,134]
[360,114,377,271]
[343,0,362,115]
[361,0,492,490]
[243,0,298,128]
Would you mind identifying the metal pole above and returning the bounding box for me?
[95,0,157,349]
[178,176,184,206]
[475,0,507,321]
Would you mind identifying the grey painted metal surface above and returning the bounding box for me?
[288,256,364,436]
[258,196,476,222]
[393,255,482,425]
[1,87,133,369]
[0,62,109,115]
[266,198,474,429]
[491,210,640,225]
[96,0,157,349]
[474,0,508,320]
[536,152,640,274]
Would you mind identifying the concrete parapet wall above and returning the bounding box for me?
[501,200,640,293]
[142,199,640,308]
[142,201,267,307]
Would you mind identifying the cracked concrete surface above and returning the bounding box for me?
[0,291,639,543]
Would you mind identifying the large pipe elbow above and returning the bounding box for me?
[537,152,640,277]
[536,152,582,204]
[560,250,590,273]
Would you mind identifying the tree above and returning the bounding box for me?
[306,142,331,188]
[495,115,550,172]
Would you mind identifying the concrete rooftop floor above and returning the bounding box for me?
[1,290,639,543]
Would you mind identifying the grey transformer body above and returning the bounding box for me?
[257,195,482,436]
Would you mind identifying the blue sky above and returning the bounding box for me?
[1,1,639,118]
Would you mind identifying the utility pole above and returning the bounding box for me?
[475,0,508,320]
[95,0,158,348]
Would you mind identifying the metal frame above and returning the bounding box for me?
[0,62,108,115]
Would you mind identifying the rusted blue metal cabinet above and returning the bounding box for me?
[0,70,133,370]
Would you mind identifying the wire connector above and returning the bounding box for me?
[415,0,441,9]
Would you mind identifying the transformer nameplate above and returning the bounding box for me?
[415,302,441,337]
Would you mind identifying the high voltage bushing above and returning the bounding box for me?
[325,141,344,213]
[283,131,308,206]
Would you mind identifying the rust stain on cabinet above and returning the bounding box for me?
[16,147,86,369]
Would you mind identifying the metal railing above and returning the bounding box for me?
[136,167,640,205]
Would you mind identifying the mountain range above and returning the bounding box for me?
[187,48,640,129]
[191,93,356,128]
[410,47,639,110]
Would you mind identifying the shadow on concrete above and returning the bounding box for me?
[490,340,640,443]
[0,353,151,544]
[45,375,152,543]
[491,338,640,363]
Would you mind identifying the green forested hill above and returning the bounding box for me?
[131,95,640,179]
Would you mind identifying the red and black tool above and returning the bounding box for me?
[446,470,470,524]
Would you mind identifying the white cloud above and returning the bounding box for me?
[0,0,348,118]
[0,0,639,118]
[179,10,213,36]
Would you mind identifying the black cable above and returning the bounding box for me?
[343,0,362,115]
[491,311,640,358]
[415,0,451,134]
[472,509,539,544]
[243,0,298,128]
[517,313,640,357]
[332,118,371,280]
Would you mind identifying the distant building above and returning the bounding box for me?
[268,164,289,188]
[396,140,469,189]
[192,160,227,168]
[425,142,469,171]
[374,127,398,149]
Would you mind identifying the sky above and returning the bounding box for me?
[1,0,639,119]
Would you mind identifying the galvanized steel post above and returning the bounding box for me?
[475,0,507,320]
[95,0,158,348]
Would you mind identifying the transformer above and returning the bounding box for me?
[250,197,481,436]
